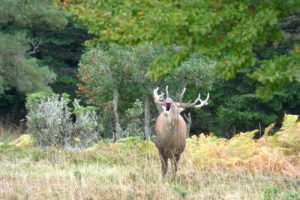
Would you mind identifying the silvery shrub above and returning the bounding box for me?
[26,93,101,148]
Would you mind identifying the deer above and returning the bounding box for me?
[153,86,209,179]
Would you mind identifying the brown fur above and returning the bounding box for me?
[154,103,187,179]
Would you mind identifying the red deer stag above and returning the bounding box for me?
[153,86,209,179]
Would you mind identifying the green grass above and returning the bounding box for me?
[0,144,299,200]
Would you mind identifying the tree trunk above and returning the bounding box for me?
[184,113,192,138]
[144,95,151,140]
[112,87,122,141]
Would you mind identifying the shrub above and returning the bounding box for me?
[26,94,72,146]
[26,93,101,148]
[71,99,102,148]
[122,99,144,138]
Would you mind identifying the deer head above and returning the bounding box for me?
[153,86,209,116]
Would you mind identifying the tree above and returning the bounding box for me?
[78,43,169,140]
[0,32,55,94]
[78,44,136,140]
[0,0,87,122]
[65,0,300,98]
[65,0,300,137]
[34,22,89,97]
[131,44,166,140]
[0,0,67,94]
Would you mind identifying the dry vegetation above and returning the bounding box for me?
[0,114,299,200]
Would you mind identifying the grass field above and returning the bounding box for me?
[0,115,299,200]
[0,142,299,200]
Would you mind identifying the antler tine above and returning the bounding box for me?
[177,92,210,109]
[191,93,201,106]
[166,85,169,98]
[153,87,165,105]
[179,87,186,104]
[194,93,209,108]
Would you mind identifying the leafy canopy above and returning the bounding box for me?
[0,0,68,95]
[65,0,300,97]
[0,32,55,94]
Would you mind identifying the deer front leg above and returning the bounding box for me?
[160,155,168,178]
[171,156,177,180]
[171,154,181,179]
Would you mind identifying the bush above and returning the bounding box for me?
[26,94,72,146]
[71,99,102,148]
[122,99,144,138]
[26,93,101,148]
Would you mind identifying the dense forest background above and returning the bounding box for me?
[0,0,299,140]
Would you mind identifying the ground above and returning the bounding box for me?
[0,142,299,200]
[0,115,299,200]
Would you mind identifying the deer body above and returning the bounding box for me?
[155,110,186,159]
[153,87,209,179]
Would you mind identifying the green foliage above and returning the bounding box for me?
[253,51,300,98]
[35,22,88,97]
[78,44,134,105]
[193,75,286,136]
[0,89,27,122]
[65,0,300,97]
[0,0,87,123]
[77,44,162,137]
[261,186,300,200]
[0,0,68,94]
[63,0,300,136]
[0,0,67,30]
[0,32,55,94]
[279,189,300,200]
[173,56,216,89]
[26,91,54,110]
[78,43,218,137]
[122,99,144,138]
[261,186,279,200]
[131,43,166,88]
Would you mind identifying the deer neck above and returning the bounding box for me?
[163,107,179,135]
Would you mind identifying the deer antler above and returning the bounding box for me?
[165,85,169,98]
[179,87,186,104]
[153,87,165,105]
[175,87,209,109]
[178,93,209,108]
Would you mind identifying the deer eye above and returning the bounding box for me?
[166,102,171,111]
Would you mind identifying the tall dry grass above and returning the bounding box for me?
[0,122,23,144]
[0,144,299,200]
[0,114,299,199]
